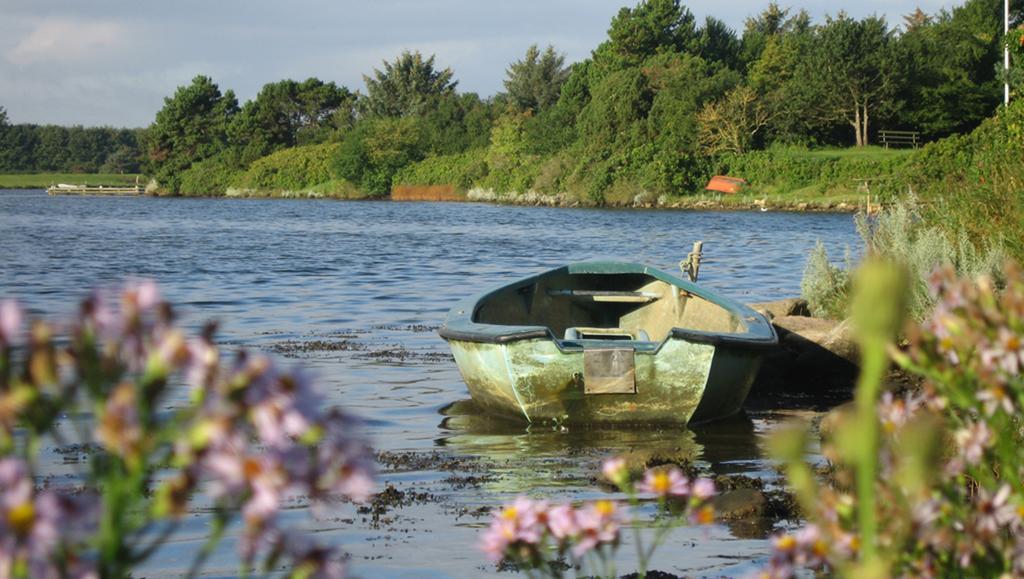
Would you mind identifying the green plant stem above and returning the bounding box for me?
[853,318,887,565]
[630,493,647,578]
[641,521,673,566]
[99,467,128,576]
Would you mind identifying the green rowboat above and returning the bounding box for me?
[439,262,778,425]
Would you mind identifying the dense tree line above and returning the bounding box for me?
[0,106,145,173]
[6,0,1018,198]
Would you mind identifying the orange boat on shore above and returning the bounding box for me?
[705,176,747,194]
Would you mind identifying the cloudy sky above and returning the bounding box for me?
[1,0,959,128]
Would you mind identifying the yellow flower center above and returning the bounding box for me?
[694,505,715,525]
[501,506,518,521]
[776,535,796,551]
[7,502,35,536]
[652,472,670,494]
[1007,335,1021,351]
[596,500,614,516]
[243,457,263,478]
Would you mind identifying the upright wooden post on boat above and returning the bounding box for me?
[681,241,704,282]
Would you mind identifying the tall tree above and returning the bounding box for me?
[898,0,1009,137]
[417,92,494,155]
[698,85,774,154]
[230,78,354,164]
[739,3,810,69]
[793,14,902,146]
[606,0,698,65]
[361,51,457,118]
[147,75,238,191]
[697,16,741,70]
[503,45,571,112]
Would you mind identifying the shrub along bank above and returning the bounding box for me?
[170,143,368,199]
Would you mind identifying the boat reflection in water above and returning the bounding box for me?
[436,399,786,540]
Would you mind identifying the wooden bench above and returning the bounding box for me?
[878,130,921,149]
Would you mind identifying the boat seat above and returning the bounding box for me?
[547,289,658,303]
[564,327,651,341]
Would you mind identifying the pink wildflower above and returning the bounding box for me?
[954,421,993,465]
[316,411,376,503]
[480,497,545,563]
[0,458,96,579]
[980,327,1024,375]
[95,383,143,462]
[83,291,121,341]
[0,300,22,345]
[691,478,716,501]
[545,503,578,541]
[929,315,960,365]
[793,525,828,567]
[978,385,1015,416]
[878,391,923,433]
[185,337,218,389]
[244,360,322,449]
[973,485,1017,539]
[133,280,162,312]
[602,457,628,487]
[637,467,689,498]
[572,499,621,557]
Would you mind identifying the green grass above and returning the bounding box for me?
[792,146,914,161]
[0,173,145,189]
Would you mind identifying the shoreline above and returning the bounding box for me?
[10,185,871,213]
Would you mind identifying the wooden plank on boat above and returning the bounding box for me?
[584,348,636,395]
[547,289,658,303]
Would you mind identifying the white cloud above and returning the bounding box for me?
[8,18,127,65]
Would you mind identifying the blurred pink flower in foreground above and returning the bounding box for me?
[0,300,22,345]
[0,458,97,579]
[572,499,622,557]
[637,467,690,498]
[0,282,377,578]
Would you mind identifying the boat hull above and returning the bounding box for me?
[448,336,762,425]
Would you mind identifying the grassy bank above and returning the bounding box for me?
[0,173,144,189]
[388,144,908,210]
[165,143,380,200]
[715,146,913,199]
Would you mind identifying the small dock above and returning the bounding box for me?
[46,184,144,196]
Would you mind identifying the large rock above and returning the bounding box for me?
[749,298,811,320]
[714,488,767,520]
[772,316,858,365]
[748,302,859,395]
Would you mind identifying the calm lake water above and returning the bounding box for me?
[0,190,858,577]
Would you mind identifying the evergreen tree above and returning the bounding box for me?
[361,51,457,118]
[147,75,238,191]
[503,45,571,112]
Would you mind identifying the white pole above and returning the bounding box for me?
[1007,0,1011,106]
